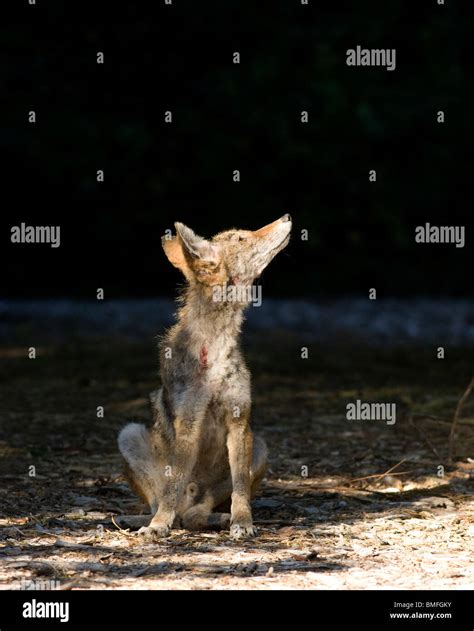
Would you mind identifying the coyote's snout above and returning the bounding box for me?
[118,214,292,540]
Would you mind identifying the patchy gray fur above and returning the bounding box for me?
[118,214,291,540]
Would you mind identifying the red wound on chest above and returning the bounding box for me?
[199,345,209,369]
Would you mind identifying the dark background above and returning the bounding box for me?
[1,2,473,597]
[2,0,472,298]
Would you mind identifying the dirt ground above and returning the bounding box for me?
[1,333,473,589]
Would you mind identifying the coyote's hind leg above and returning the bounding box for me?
[181,494,231,531]
[117,422,162,529]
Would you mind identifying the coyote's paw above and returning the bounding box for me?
[137,524,170,540]
[230,523,258,540]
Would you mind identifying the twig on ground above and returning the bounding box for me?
[409,415,441,459]
[448,377,474,463]
[350,470,413,483]
[9,525,26,538]
[349,458,407,485]
[111,516,135,538]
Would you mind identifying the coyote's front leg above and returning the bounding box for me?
[138,415,201,540]
[226,414,257,539]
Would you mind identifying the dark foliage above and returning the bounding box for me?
[2,0,472,297]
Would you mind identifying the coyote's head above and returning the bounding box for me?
[162,214,292,291]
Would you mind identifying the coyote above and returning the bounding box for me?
[118,214,292,539]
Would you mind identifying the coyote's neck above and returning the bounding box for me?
[177,283,245,346]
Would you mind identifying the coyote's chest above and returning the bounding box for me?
[195,340,237,380]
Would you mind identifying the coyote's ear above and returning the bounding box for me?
[174,223,205,258]
[161,235,193,279]
[175,222,221,266]
[162,223,221,281]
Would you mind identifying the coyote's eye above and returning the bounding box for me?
[238,236,247,242]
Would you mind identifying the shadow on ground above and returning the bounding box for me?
[0,333,473,588]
